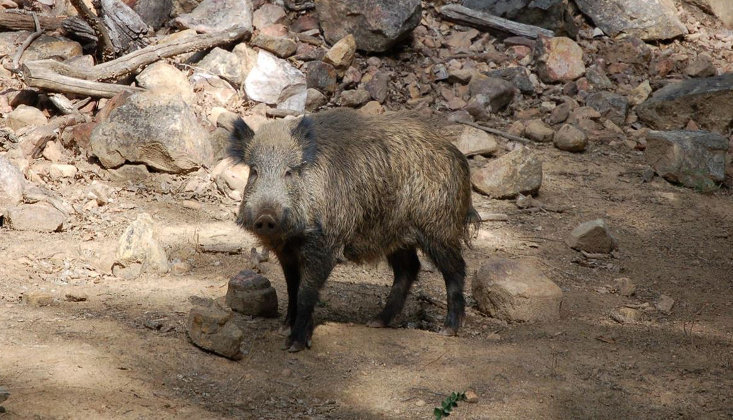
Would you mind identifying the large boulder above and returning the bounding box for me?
[574,0,687,41]
[90,92,212,173]
[244,50,307,112]
[472,258,563,322]
[636,73,733,134]
[315,0,421,52]
[687,0,733,28]
[471,147,542,198]
[645,130,728,191]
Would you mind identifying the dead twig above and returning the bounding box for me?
[439,4,555,39]
[11,12,41,72]
[69,0,116,60]
[458,120,532,144]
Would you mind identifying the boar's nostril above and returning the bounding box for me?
[253,214,278,235]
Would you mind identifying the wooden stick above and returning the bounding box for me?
[69,0,116,59]
[458,120,532,144]
[0,10,66,31]
[11,12,41,71]
[439,4,555,39]
[22,61,144,97]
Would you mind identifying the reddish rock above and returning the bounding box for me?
[535,36,585,83]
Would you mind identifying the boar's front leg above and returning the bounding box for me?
[286,235,334,352]
[276,245,300,337]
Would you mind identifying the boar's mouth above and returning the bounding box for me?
[236,206,301,240]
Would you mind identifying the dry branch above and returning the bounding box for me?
[69,0,116,59]
[11,13,41,71]
[21,27,249,98]
[439,4,555,39]
[458,121,532,144]
[0,10,96,45]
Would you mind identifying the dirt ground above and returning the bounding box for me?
[1,137,732,419]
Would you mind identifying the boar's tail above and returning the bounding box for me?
[463,206,481,249]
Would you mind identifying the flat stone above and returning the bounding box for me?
[339,89,371,107]
[554,124,588,152]
[173,0,253,34]
[359,101,385,115]
[24,292,55,307]
[190,73,238,107]
[22,34,82,62]
[613,277,636,296]
[610,307,642,323]
[644,130,728,191]
[585,92,629,126]
[6,104,47,132]
[244,50,307,112]
[472,258,563,322]
[48,163,77,179]
[365,71,391,103]
[636,73,733,133]
[250,33,297,58]
[566,218,618,254]
[253,3,286,30]
[225,269,278,317]
[112,213,169,278]
[485,67,534,95]
[5,202,66,232]
[535,36,585,83]
[197,47,245,87]
[316,0,421,52]
[305,88,328,111]
[685,53,716,78]
[187,299,244,360]
[323,34,356,72]
[107,164,150,182]
[305,61,338,94]
[90,92,212,173]
[574,0,687,41]
[655,294,675,313]
[453,125,498,156]
[471,147,542,199]
[525,119,554,143]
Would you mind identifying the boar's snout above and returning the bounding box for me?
[253,211,278,236]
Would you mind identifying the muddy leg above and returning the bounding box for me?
[367,247,420,328]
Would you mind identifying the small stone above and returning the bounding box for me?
[415,399,426,407]
[41,140,64,162]
[225,270,278,317]
[22,34,82,62]
[685,53,716,78]
[323,34,356,72]
[0,156,24,213]
[245,50,307,112]
[25,292,55,306]
[359,101,384,115]
[566,219,618,254]
[468,74,515,113]
[613,277,636,296]
[136,61,195,102]
[432,63,448,81]
[585,65,613,90]
[197,47,245,87]
[554,124,587,152]
[5,104,47,132]
[213,158,249,201]
[447,68,473,84]
[173,0,253,34]
[5,203,66,232]
[585,92,629,126]
[48,163,77,179]
[305,88,328,111]
[465,390,479,403]
[187,299,244,360]
[472,258,563,322]
[65,292,88,302]
[342,66,362,87]
[547,102,571,125]
[454,125,498,156]
[628,80,652,106]
[253,3,285,30]
[250,33,297,58]
[171,259,191,275]
[112,213,169,278]
[471,147,542,199]
[107,164,150,182]
[281,368,292,377]
[305,61,338,94]
[339,89,371,107]
[535,36,585,83]
[366,71,391,103]
[610,307,641,323]
[190,73,237,107]
[655,294,674,313]
[525,119,554,143]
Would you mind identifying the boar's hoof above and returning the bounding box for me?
[278,325,291,337]
[286,339,311,353]
[438,326,458,336]
[366,318,387,328]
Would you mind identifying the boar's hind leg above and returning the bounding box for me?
[286,238,334,353]
[276,247,300,336]
[422,241,466,336]
[367,247,420,328]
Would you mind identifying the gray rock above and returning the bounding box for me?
[469,74,516,112]
[0,157,24,214]
[136,61,195,103]
[190,73,237,106]
[637,73,733,133]
[174,0,253,34]
[655,294,675,313]
[250,33,297,58]
[316,0,421,52]
[566,219,618,254]
[5,105,47,132]
[22,34,82,62]
[574,0,687,41]
[613,277,636,297]
[471,147,542,199]
[252,3,286,30]
[547,102,571,125]
[610,307,642,324]
[339,89,371,107]
[462,0,576,35]
[454,125,499,156]
[535,36,585,83]
[472,258,563,322]
[0,386,8,404]
[225,270,278,317]
[585,65,614,90]
[305,88,328,111]
[585,92,629,126]
[485,67,534,94]
[244,50,307,112]
[187,299,244,360]
[5,203,66,232]
[197,47,245,87]
[90,93,212,173]
[305,61,338,94]
[645,130,728,191]
[554,124,587,152]
[107,164,150,182]
[112,213,169,278]
[366,71,391,103]
[525,119,554,143]
[685,53,717,78]
[687,0,733,28]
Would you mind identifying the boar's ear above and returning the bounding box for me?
[228,117,255,164]
[292,116,317,164]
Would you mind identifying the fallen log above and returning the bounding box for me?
[439,4,555,39]
[0,10,97,45]
[21,27,250,97]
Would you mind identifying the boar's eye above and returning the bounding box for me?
[284,168,293,178]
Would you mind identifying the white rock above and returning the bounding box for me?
[0,156,24,213]
[113,213,169,278]
[244,50,307,112]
